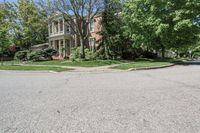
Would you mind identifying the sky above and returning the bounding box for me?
[0,0,17,2]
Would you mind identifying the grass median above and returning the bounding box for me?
[0,65,71,72]
[3,60,128,67]
[113,58,176,70]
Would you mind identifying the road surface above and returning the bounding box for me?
[0,65,200,133]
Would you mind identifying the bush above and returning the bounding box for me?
[70,47,97,61]
[192,51,200,59]
[142,51,157,59]
[15,50,29,61]
[43,48,57,57]
[70,47,81,61]
[85,49,96,60]
[15,48,58,62]
[27,49,46,61]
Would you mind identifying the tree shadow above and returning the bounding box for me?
[176,61,200,66]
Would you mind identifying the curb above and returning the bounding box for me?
[127,64,175,71]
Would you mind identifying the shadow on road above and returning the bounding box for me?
[177,60,200,66]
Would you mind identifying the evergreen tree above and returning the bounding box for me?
[100,0,123,59]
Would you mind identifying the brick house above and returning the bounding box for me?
[48,13,102,59]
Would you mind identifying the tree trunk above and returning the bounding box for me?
[161,46,165,60]
[80,37,85,59]
[104,42,109,59]
[1,54,3,66]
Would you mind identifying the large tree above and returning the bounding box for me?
[7,0,48,49]
[123,0,200,58]
[0,3,11,65]
[100,0,124,59]
[40,0,104,59]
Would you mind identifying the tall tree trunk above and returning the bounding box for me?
[1,54,3,66]
[161,46,165,59]
[104,40,109,59]
[80,37,85,59]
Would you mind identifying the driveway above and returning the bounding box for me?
[0,65,200,133]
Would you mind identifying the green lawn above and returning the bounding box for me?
[113,58,175,70]
[0,60,127,72]
[30,60,128,67]
[0,65,71,72]
[1,58,182,71]
[3,60,127,67]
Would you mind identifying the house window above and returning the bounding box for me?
[50,41,53,48]
[90,19,95,32]
[60,20,63,32]
[66,25,70,33]
[50,24,52,34]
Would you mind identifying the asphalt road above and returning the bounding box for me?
[0,65,200,133]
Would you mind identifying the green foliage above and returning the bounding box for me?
[70,47,81,61]
[191,44,200,59]
[0,3,10,55]
[85,49,96,61]
[15,50,29,61]
[43,48,57,57]
[123,0,200,58]
[6,0,48,48]
[15,48,57,61]
[100,0,124,59]
[70,47,97,61]
[27,49,46,61]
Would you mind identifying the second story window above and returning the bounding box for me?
[50,24,52,34]
[60,20,63,32]
[90,19,95,32]
[66,25,70,33]
[55,21,58,33]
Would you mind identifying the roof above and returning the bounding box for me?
[31,43,49,48]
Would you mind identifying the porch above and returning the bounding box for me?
[49,38,72,59]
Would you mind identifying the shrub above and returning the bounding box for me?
[192,51,200,59]
[15,50,29,61]
[43,48,57,57]
[85,49,96,60]
[70,47,97,61]
[70,47,81,61]
[142,51,157,59]
[27,49,46,61]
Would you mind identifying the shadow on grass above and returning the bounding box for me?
[134,58,183,63]
[133,58,200,66]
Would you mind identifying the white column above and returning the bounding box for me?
[59,40,62,57]
[63,19,65,34]
[63,39,66,57]
[52,40,55,49]
[52,22,54,34]
[58,20,60,33]
[48,23,50,35]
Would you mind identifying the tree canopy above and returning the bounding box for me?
[40,0,104,59]
[123,0,200,58]
[5,0,48,49]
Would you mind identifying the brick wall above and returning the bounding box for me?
[89,16,102,46]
